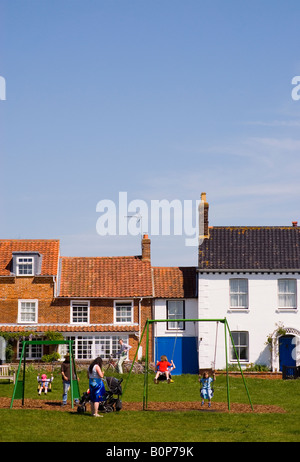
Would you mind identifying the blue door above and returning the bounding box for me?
[155,337,198,375]
[279,335,296,371]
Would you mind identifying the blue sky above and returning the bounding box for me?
[1,0,300,266]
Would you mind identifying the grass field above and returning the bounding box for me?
[0,368,300,443]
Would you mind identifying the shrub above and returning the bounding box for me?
[41,352,61,363]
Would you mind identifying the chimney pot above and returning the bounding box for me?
[292,221,298,227]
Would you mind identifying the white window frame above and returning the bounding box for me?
[166,300,185,331]
[18,299,38,324]
[229,278,248,310]
[17,340,43,359]
[16,256,34,276]
[61,334,129,360]
[114,300,134,324]
[230,331,249,363]
[70,301,90,324]
[278,279,297,310]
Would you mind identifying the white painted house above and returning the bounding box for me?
[152,266,198,375]
[197,193,300,372]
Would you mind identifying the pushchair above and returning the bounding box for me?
[77,377,123,414]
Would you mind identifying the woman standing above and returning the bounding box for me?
[88,357,105,417]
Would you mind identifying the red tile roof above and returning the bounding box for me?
[59,256,153,298]
[0,324,138,333]
[0,240,60,276]
[153,266,197,298]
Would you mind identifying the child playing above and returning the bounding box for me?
[154,355,174,384]
[168,360,176,383]
[37,374,53,395]
[199,371,216,408]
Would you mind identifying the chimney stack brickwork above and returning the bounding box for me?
[141,234,151,262]
[199,192,209,240]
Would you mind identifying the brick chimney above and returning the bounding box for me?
[199,192,209,240]
[141,234,151,262]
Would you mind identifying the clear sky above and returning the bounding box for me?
[1,0,300,266]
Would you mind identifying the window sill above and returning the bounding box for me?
[227,308,249,313]
[276,308,298,313]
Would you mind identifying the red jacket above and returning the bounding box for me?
[157,361,171,372]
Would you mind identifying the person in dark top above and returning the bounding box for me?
[61,353,79,406]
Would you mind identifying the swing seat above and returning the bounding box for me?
[157,372,173,382]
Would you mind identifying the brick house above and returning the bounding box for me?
[0,237,153,363]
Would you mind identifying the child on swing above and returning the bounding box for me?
[154,355,174,384]
[199,371,216,408]
[37,374,53,395]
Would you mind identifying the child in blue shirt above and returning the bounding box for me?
[199,371,216,408]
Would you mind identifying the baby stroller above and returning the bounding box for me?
[77,376,123,414]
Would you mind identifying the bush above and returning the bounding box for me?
[41,352,61,363]
[5,344,14,362]
[246,364,270,372]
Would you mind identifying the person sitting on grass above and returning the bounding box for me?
[154,355,174,384]
[199,370,216,408]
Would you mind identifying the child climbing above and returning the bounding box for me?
[199,371,216,408]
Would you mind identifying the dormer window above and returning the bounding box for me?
[16,256,34,276]
[12,252,42,276]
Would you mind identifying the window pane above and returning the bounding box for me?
[230,295,237,307]
[64,335,128,360]
[232,332,239,345]
[20,302,36,322]
[278,279,296,308]
[230,279,248,308]
[17,257,33,275]
[167,301,184,329]
[115,302,132,323]
[239,347,248,360]
[72,303,89,323]
[230,331,249,361]
[18,341,42,359]
[239,332,247,345]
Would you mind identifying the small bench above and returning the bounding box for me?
[0,365,16,384]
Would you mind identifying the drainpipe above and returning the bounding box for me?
[138,298,143,360]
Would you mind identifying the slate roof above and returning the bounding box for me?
[153,266,197,298]
[198,226,300,271]
[59,256,153,298]
[0,239,60,276]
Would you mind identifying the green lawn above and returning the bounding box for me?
[0,369,299,442]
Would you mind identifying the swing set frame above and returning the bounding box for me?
[10,339,80,409]
[123,317,254,411]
